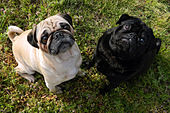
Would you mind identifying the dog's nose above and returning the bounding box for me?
[124,33,138,44]
[52,31,75,43]
[127,33,137,39]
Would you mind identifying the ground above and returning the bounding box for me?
[0,0,169,112]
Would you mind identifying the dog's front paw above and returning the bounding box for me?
[18,73,35,83]
[49,86,63,94]
[77,69,86,77]
[23,74,35,83]
[99,87,110,95]
[55,86,63,94]
[99,84,116,95]
[15,66,35,83]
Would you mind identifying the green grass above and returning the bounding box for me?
[0,0,169,112]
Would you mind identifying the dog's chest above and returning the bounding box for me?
[39,49,80,78]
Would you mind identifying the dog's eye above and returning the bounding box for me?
[123,24,131,30]
[41,36,48,44]
[138,38,145,45]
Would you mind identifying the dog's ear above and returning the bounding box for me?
[61,13,73,26]
[27,25,39,49]
[148,28,161,54]
[116,14,132,25]
[155,38,161,54]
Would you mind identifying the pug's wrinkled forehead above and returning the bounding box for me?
[36,14,74,40]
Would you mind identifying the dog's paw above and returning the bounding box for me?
[21,73,35,83]
[99,84,115,95]
[49,86,63,94]
[55,86,63,94]
[15,66,35,82]
[77,69,86,77]
[99,87,110,95]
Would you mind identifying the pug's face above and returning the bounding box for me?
[109,14,158,60]
[27,14,75,55]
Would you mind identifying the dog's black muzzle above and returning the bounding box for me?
[110,31,139,59]
[49,31,75,55]
[118,32,138,51]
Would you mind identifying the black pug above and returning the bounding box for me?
[89,14,161,93]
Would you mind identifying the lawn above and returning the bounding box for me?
[0,0,169,112]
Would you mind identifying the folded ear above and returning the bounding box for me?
[155,38,161,54]
[61,13,73,27]
[27,25,39,48]
[116,14,131,25]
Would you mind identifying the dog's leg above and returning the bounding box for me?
[55,86,63,94]
[45,81,63,94]
[88,56,96,68]
[99,68,121,95]
[100,79,120,95]
[15,66,35,83]
[77,69,85,77]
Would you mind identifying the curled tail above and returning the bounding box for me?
[7,26,24,42]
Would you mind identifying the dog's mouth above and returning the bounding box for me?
[48,31,75,55]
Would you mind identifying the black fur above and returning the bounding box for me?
[61,14,73,27]
[116,14,136,25]
[59,23,71,32]
[27,25,39,48]
[89,14,161,94]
